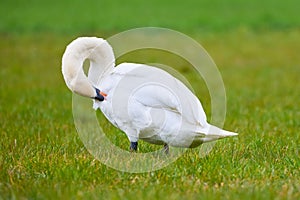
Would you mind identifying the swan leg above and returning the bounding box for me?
[163,143,169,154]
[130,141,138,152]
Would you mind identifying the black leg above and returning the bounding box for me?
[163,143,169,154]
[130,141,138,152]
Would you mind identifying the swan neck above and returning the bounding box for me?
[62,37,115,98]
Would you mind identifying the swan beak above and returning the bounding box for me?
[100,91,107,97]
[94,88,107,101]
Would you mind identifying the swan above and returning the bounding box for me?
[62,37,237,152]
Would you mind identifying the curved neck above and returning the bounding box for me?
[62,37,115,98]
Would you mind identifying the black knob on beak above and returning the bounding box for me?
[94,88,105,101]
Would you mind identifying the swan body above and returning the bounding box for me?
[62,37,238,150]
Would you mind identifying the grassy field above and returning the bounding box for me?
[1,0,300,199]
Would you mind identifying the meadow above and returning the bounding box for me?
[0,0,299,199]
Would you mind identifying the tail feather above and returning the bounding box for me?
[200,124,238,138]
[218,129,238,137]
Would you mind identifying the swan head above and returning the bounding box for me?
[63,66,106,102]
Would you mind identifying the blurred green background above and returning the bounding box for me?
[1,0,300,34]
[0,0,299,199]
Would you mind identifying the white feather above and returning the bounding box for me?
[62,37,238,148]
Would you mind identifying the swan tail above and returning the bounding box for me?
[198,124,238,138]
[217,129,238,137]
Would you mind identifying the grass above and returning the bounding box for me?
[1,0,300,199]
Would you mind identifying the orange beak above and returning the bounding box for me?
[100,91,107,98]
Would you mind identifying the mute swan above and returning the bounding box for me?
[62,37,237,152]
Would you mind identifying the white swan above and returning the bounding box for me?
[62,37,237,152]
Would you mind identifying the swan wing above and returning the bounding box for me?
[94,63,209,142]
[113,63,208,128]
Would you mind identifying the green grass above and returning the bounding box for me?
[1,0,300,199]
